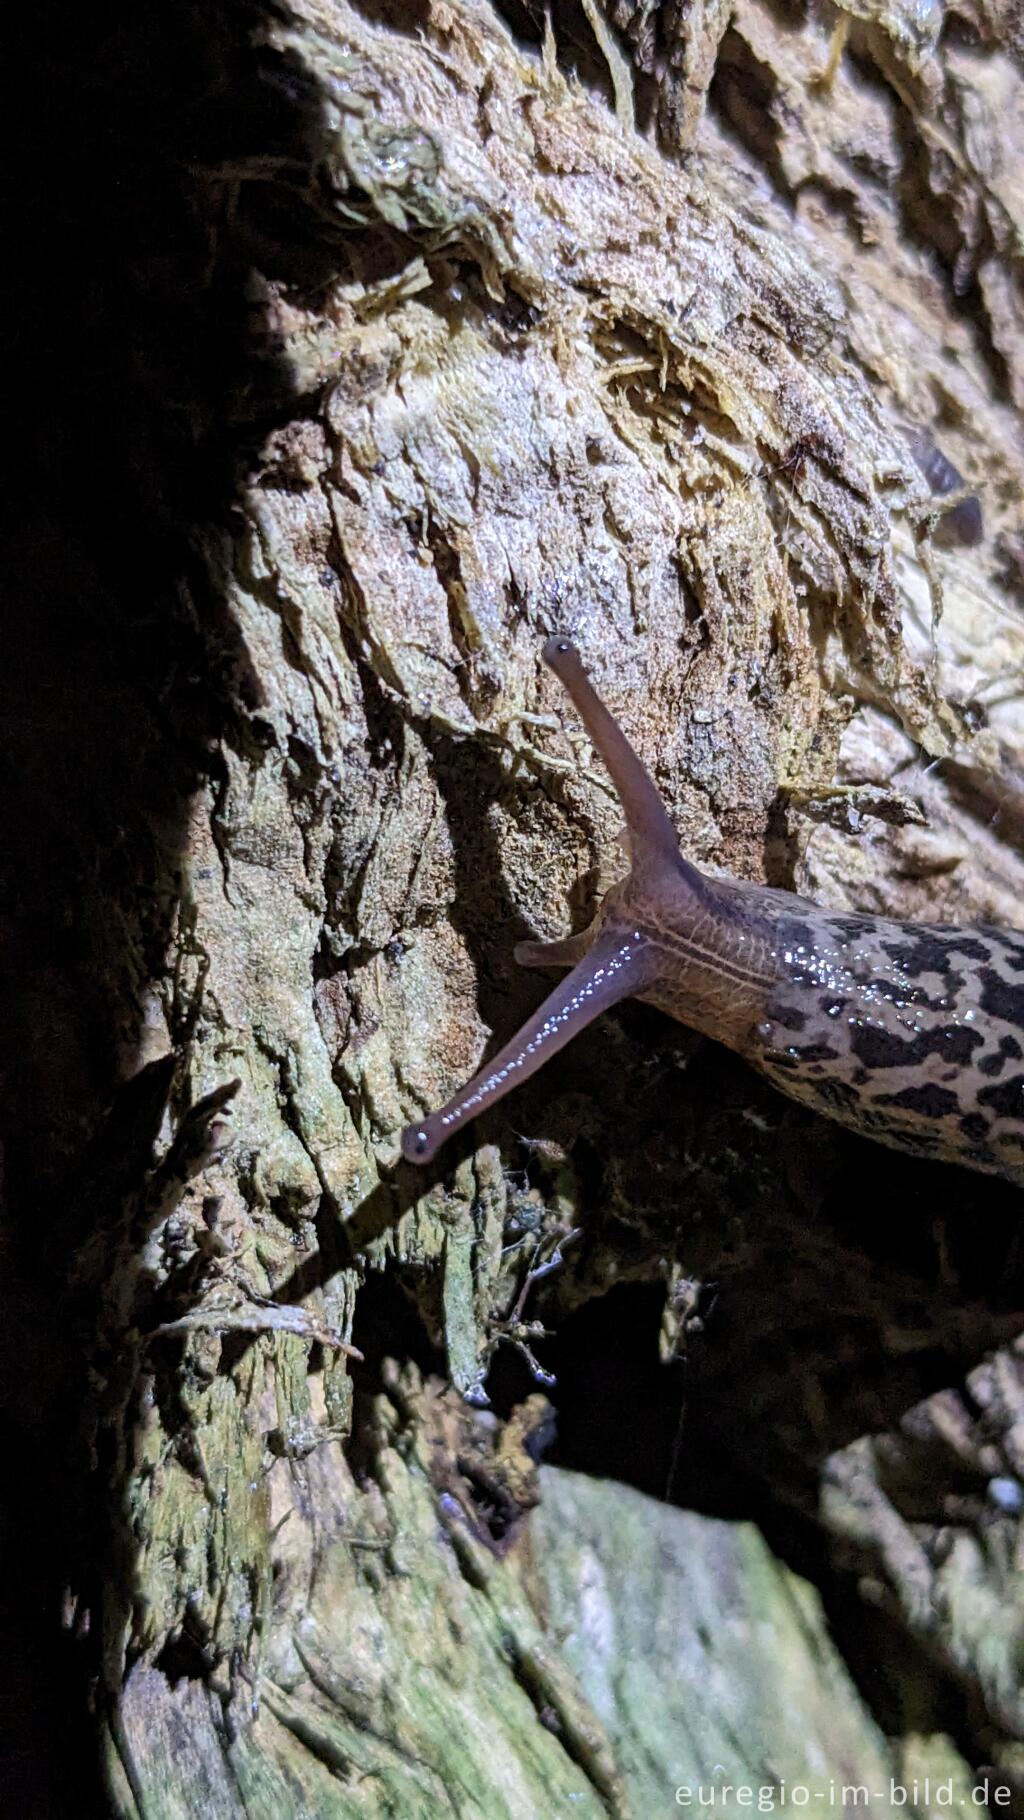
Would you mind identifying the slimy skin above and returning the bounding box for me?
[401,639,1024,1184]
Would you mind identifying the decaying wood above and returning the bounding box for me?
[110,1368,987,1815]
[8,0,1024,1809]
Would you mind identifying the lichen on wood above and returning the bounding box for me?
[110,1369,983,1817]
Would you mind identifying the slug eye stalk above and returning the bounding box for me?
[400,921,656,1164]
[400,638,689,1166]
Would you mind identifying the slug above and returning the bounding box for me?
[402,639,1024,1185]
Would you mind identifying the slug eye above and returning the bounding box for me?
[543,635,576,666]
[401,1126,433,1163]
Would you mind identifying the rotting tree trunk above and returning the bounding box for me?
[6,0,1024,1813]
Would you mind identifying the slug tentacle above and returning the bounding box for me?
[541,637,704,894]
[515,928,596,970]
[401,639,1024,1187]
[401,919,657,1165]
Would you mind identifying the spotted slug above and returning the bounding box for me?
[402,639,1024,1185]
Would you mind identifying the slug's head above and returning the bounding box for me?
[403,1126,432,1163]
[400,638,703,1165]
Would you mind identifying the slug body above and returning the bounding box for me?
[402,640,1024,1185]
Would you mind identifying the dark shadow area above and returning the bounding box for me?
[349,1262,446,1386]
[460,0,621,121]
[0,1,379,1806]
[526,1269,990,1764]
[345,1264,448,1482]
[489,1055,1024,1780]
[425,730,590,1083]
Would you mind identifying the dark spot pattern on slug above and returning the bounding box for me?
[874,1082,962,1119]
[979,927,1024,968]
[737,906,1024,1183]
[977,1076,1024,1122]
[748,907,1024,1185]
[788,967,961,1015]
[850,1021,985,1072]
[779,919,822,960]
[977,1035,1024,1079]
[826,916,883,945]
[788,1042,841,1064]
[880,933,991,974]
[960,1112,990,1143]
[978,968,1024,1028]
[771,1005,810,1032]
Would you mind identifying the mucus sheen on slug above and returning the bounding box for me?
[402,640,1024,1186]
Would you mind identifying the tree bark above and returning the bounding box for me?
[7,0,1024,1812]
